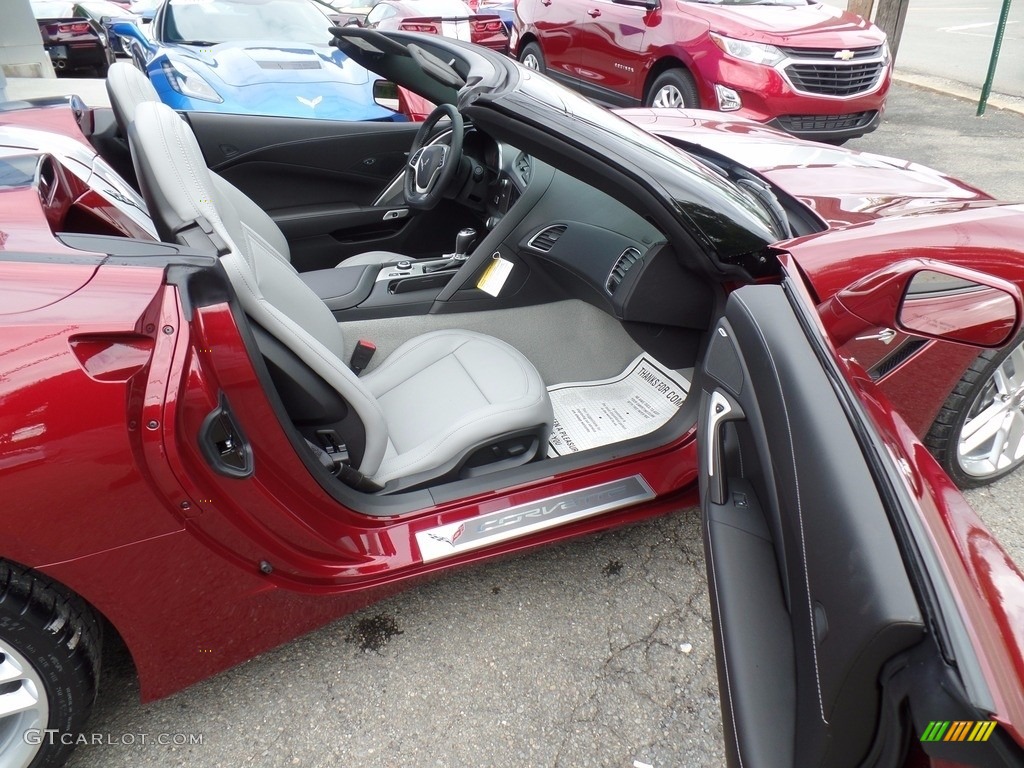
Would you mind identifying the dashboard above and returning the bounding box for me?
[458,129,714,333]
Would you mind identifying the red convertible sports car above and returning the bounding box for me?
[2,35,1024,768]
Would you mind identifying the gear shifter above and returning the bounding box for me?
[453,227,477,261]
[424,227,477,273]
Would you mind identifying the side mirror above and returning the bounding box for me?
[899,271,1019,348]
[344,16,363,26]
[109,20,153,50]
[825,258,1022,349]
[372,79,398,110]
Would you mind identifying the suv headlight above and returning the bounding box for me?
[710,33,785,67]
[161,60,222,103]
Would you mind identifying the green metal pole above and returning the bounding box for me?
[977,0,1014,116]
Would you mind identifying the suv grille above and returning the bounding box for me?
[777,45,884,60]
[781,46,885,97]
[777,111,877,132]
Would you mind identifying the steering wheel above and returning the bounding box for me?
[404,104,464,210]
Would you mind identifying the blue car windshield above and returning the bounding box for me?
[163,0,335,44]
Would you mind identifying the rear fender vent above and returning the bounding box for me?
[527,224,567,253]
[606,247,642,294]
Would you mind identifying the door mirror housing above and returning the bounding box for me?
[824,258,1022,349]
[109,20,156,54]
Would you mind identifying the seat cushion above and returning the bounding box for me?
[361,330,553,486]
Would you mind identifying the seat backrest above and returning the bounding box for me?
[107,62,294,263]
[106,62,159,137]
[128,100,391,476]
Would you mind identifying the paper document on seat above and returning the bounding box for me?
[547,354,690,456]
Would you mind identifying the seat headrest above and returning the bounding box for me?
[106,62,160,135]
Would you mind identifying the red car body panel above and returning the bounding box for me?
[784,253,1024,748]
[618,108,1008,437]
[2,100,1023,755]
[514,0,890,140]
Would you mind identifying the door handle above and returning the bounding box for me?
[199,396,254,478]
[587,7,601,16]
[541,0,552,5]
[704,389,744,506]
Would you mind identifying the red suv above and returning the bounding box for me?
[512,0,891,143]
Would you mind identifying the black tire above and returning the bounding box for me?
[645,68,699,109]
[518,42,545,74]
[925,334,1024,489]
[0,561,101,768]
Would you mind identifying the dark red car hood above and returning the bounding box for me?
[678,0,884,46]
[620,108,994,228]
[619,108,1010,300]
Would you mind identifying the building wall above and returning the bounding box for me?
[0,0,57,79]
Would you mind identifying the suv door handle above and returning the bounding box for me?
[541,0,552,5]
[587,7,601,15]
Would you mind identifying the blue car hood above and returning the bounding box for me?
[157,41,396,120]
[167,42,371,87]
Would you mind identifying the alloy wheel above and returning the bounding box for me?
[652,85,685,109]
[956,341,1024,478]
[0,639,49,768]
[522,53,541,70]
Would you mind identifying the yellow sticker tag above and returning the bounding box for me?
[476,255,513,297]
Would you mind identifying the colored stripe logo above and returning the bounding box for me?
[920,720,998,742]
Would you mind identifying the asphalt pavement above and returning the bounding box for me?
[41,80,1019,768]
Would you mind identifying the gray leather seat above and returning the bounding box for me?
[105,63,402,269]
[129,99,553,490]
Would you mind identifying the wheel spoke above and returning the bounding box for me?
[0,657,23,686]
[1003,344,1024,392]
[981,411,1015,469]
[0,685,39,719]
[1000,411,1024,468]
[959,400,1010,454]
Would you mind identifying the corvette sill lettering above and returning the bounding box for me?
[416,476,655,562]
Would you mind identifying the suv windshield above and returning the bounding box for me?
[689,0,812,5]
[163,0,334,45]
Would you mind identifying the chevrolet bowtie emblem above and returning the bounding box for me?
[834,49,855,61]
[297,95,323,109]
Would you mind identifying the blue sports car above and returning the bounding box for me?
[112,0,403,121]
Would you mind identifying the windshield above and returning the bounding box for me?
[687,0,812,5]
[511,70,780,250]
[31,2,78,16]
[163,0,335,44]
[78,0,135,15]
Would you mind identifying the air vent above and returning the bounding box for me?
[606,247,642,294]
[528,224,567,253]
[515,153,531,184]
[256,60,321,70]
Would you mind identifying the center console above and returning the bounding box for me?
[298,228,480,320]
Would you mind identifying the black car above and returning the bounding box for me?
[30,0,117,75]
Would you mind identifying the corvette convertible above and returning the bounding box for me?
[110,0,403,121]
[2,33,1024,768]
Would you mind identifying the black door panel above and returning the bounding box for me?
[181,111,448,266]
[698,284,925,768]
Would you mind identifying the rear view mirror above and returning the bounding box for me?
[900,271,1019,348]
